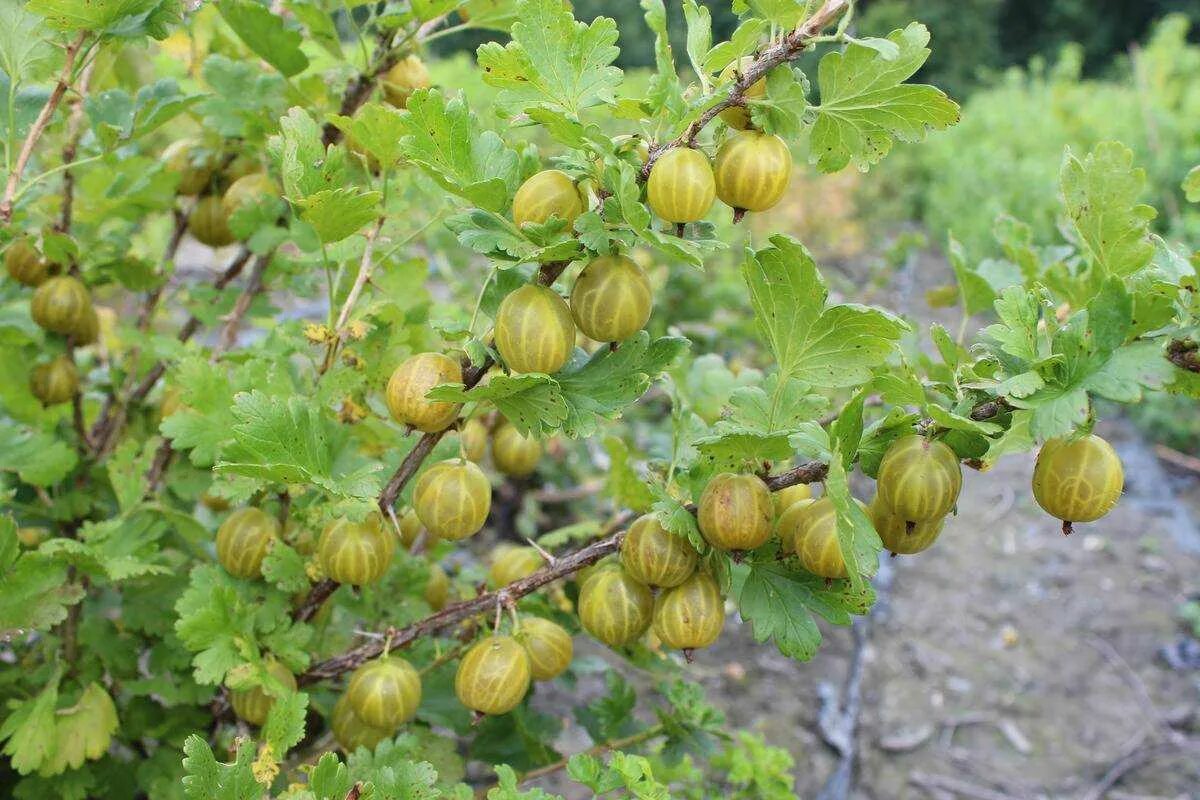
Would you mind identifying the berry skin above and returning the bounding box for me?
[460,417,489,462]
[652,572,725,652]
[518,617,573,681]
[578,566,653,647]
[619,514,697,588]
[870,498,944,555]
[491,421,542,477]
[397,507,438,550]
[5,239,52,286]
[331,694,393,753]
[488,545,544,588]
[346,657,422,729]
[424,563,450,610]
[776,497,816,555]
[188,195,235,247]
[646,147,716,224]
[318,513,396,586]
[875,435,962,526]
[216,507,280,579]
[697,473,773,552]
[455,635,531,716]
[413,459,492,541]
[30,356,80,406]
[163,139,215,195]
[773,483,812,516]
[569,255,653,343]
[31,275,92,336]
[714,131,791,216]
[791,497,868,579]
[494,284,575,375]
[382,54,431,109]
[386,352,463,433]
[717,57,767,130]
[512,169,584,229]
[230,659,296,726]
[1032,434,1124,534]
[222,172,278,217]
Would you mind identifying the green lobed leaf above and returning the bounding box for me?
[1184,165,1200,203]
[602,437,655,513]
[329,101,407,170]
[297,188,382,244]
[180,735,260,800]
[218,0,309,77]
[0,422,78,486]
[0,4,53,85]
[0,676,59,775]
[822,453,882,591]
[1061,141,1157,277]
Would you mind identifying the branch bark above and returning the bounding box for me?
[1167,339,1200,373]
[56,55,97,234]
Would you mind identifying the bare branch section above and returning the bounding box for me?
[1167,338,1200,373]
[0,31,89,223]
[56,57,97,234]
[639,0,851,181]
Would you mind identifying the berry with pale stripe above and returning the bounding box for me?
[413,458,492,541]
[697,472,774,552]
[317,513,396,586]
[714,131,792,217]
[488,545,544,588]
[346,657,422,729]
[229,659,296,726]
[31,275,92,336]
[163,138,215,196]
[30,356,79,406]
[216,507,279,579]
[773,483,813,516]
[494,284,575,375]
[1032,434,1124,534]
[717,56,768,130]
[619,514,698,588]
[512,169,584,229]
[424,563,450,610]
[5,239,52,286]
[188,195,235,247]
[331,694,393,753]
[385,352,463,433]
[381,54,430,109]
[460,417,489,462]
[455,635,532,715]
[578,566,653,647]
[652,572,725,652]
[870,498,945,555]
[776,497,816,555]
[876,435,962,526]
[646,147,716,224]
[792,497,869,579]
[491,421,542,477]
[569,255,653,343]
[221,172,278,217]
[518,617,573,681]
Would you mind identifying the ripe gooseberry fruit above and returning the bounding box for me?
[382,54,431,109]
[460,417,489,462]
[646,147,716,224]
[331,694,393,753]
[870,498,944,556]
[776,497,816,554]
[1031,434,1124,535]
[229,658,296,726]
[773,483,812,516]
[455,635,532,716]
[717,57,767,130]
[30,356,80,406]
[318,513,396,586]
[386,352,463,433]
[413,458,492,540]
[578,566,653,647]
[512,169,584,229]
[619,514,697,588]
[222,172,279,218]
[518,617,573,681]
[791,497,868,579]
[5,239,53,287]
[17,526,49,547]
[569,255,653,343]
[216,506,280,579]
[346,657,421,729]
[491,421,542,478]
[31,275,92,336]
[713,130,792,220]
[424,563,450,610]
[652,572,725,656]
[697,473,773,552]
[494,284,575,375]
[163,138,215,196]
[489,545,544,588]
[188,195,235,247]
[875,434,962,529]
[397,507,437,550]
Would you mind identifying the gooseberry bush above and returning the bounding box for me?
[1,0,1198,797]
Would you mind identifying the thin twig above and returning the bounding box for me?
[320,218,384,374]
[213,253,271,357]
[56,56,97,234]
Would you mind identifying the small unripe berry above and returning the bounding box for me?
[620,514,697,588]
[870,499,944,555]
[569,255,653,343]
[697,473,773,551]
[346,657,421,729]
[773,484,812,516]
[386,352,463,433]
[31,275,92,336]
[518,617,573,681]
[491,421,542,477]
[776,497,816,554]
[512,169,583,229]
[397,507,437,549]
[1032,434,1124,533]
[646,147,716,223]
[413,459,492,541]
[163,138,215,196]
[188,196,235,247]
[578,566,653,647]
[222,172,279,218]
[876,435,962,525]
[714,131,791,216]
[455,635,531,715]
[494,284,575,375]
[331,694,393,753]
[230,658,296,726]
[652,572,725,652]
[5,239,52,286]
[489,545,544,588]
[424,563,450,610]
[30,356,80,406]
[460,417,488,462]
[717,57,767,130]
[216,507,280,579]
[382,55,431,109]
[318,513,396,586]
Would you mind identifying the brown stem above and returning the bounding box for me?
[1167,339,1200,373]
[0,32,89,224]
[213,253,271,358]
[56,56,97,234]
[638,0,850,182]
